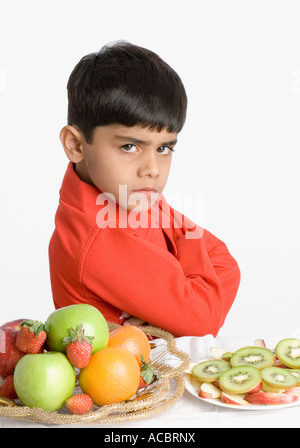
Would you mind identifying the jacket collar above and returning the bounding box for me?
[59,161,177,255]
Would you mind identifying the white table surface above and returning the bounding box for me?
[1,333,300,428]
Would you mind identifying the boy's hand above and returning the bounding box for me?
[120,312,146,326]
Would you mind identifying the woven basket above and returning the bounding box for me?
[0,323,189,425]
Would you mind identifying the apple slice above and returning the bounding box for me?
[221,392,249,406]
[284,387,300,398]
[247,382,262,394]
[185,362,200,374]
[245,391,298,405]
[254,339,267,348]
[209,347,227,360]
[199,382,221,399]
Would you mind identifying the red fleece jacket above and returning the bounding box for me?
[48,162,240,337]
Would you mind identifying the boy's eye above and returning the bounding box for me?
[120,144,175,155]
[157,146,174,155]
[121,144,138,153]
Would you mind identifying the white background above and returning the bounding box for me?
[0,0,299,338]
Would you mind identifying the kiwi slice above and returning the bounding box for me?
[261,380,286,393]
[192,360,231,382]
[276,338,300,368]
[219,365,262,394]
[288,369,300,386]
[261,366,297,390]
[222,352,233,362]
[230,347,274,370]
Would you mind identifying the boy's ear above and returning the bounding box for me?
[59,125,85,163]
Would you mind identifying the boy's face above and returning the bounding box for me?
[68,124,178,212]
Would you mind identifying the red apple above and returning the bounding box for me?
[247,382,262,394]
[0,319,26,380]
[284,387,300,398]
[199,383,221,399]
[0,319,24,331]
[221,392,249,406]
[245,391,298,405]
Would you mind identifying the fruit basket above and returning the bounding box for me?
[0,323,189,425]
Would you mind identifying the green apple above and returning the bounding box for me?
[14,352,76,411]
[46,304,109,354]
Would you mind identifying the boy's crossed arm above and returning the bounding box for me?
[119,205,211,328]
[79,224,240,338]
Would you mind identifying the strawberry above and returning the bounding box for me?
[138,376,148,390]
[138,355,157,390]
[0,374,18,399]
[15,320,49,354]
[63,324,94,369]
[65,394,93,415]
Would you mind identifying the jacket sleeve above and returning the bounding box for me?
[80,222,240,337]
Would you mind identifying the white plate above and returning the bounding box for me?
[184,361,300,411]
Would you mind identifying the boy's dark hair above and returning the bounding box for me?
[66,40,188,144]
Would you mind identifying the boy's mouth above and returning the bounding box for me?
[132,188,159,197]
[132,186,158,192]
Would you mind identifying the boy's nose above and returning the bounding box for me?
[137,153,159,178]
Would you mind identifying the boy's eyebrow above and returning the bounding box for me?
[113,135,178,146]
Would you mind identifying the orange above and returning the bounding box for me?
[107,325,151,365]
[79,347,140,406]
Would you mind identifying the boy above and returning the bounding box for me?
[48,41,240,337]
